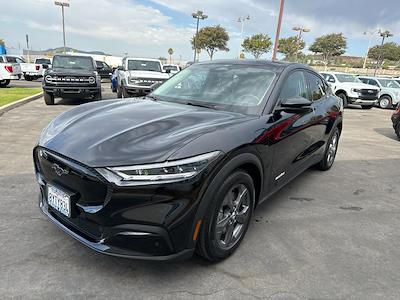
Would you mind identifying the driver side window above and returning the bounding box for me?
[279,71,308,101]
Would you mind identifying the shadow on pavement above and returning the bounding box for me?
[374,127,398,141]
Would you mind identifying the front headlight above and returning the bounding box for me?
[96,151,221,186]
[352,88,362,93]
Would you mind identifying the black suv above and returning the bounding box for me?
[42,55,102,105]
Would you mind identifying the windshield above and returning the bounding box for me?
[152,63,278,114]
[52,56,94,70]
[335,74,361,83]
[36,59,51,64]
[163,65,178,71]
[127,60,162,72]
[377,78,400,88]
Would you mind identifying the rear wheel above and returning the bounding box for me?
[24,75,33,81]
[361,105,373,109]
[379,96,392,109]
[196,170,255,261]
[316,127,340,171]
[0,79,10,87]
[337,92,348,108]
[44,92,54,105]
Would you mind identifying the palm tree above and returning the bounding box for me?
[168,48,174,63]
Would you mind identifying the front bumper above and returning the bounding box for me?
[348,98,378,105]
[33,147,206,261]
[43,85,100,98]
[125,85,153,96]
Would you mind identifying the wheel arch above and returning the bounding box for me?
[335,89,347,97]
[380,93,392,100]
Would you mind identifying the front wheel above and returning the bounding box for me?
[0,79,10,87]
[24,75,33,81]
[196,170,255,261]
[379,96,392,109]
[337,93,348,108]
[316,127,340,171]
[93,90,102,101]
[44,92,54,105]
[116,84,122,98]
[361,105,373,109]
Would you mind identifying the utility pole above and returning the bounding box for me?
[272,0,285,61]
[26,34,30,63]
[192,10,208,63]
[55,1,70,54]
[362,30,376,70]
[374,30,393,76]
[292,26,310,61]
[237,15,250,59]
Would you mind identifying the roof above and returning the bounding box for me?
[195,59,311,71]
[124,57,161,62]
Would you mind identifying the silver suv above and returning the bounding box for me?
[357,76,400,109]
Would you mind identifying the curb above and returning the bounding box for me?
[0,92,43,117]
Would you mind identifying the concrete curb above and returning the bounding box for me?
[0,91,43,117]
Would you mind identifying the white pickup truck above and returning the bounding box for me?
[320,71,380,109]
[115,57,170,98]
[0,56,22,87]
[0,55,43,81]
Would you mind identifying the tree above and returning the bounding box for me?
[277,36,305,61]
[0,39,4,46]
[309,33,346,67]
[168,48,174,63]
[191,25,229,60]
[241,34,272,59]
[368,42,400,62]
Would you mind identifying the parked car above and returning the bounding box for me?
[115,57,170,97]
[357,76,400,109]
[0,56,22,87]
[34,60,343,261]
[0,55,43,81]
[392,103,400,139]
[162,64,181,75]
[320,71,379,109]
[35,58,52,77]
[42,55,102,105]
[95,60,113,79]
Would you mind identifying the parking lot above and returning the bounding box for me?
[0,86,399,299]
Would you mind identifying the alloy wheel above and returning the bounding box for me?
[215,183,250,250]
[326,132,339,166]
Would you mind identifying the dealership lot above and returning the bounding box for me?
[0,90,399,299]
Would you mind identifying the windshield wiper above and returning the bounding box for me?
[146,94,160,101]
[185,102,215,110]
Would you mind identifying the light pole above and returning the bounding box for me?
[374,30,393,76]
[237,15,250,59]
[192,10,208,62]
[272,0,285,61]
[362,30,376,70]
[55,0,70,54]
[292,26,310,61]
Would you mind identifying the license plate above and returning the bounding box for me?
[47,185,71,217]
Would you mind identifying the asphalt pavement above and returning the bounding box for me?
[0,96,399,299]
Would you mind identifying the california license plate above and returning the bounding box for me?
[47,185,71,217]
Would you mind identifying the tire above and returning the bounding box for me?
[316,127,340,171]
[0,79,10,87]
[396,123,400,140]
[44,92,54,105]
[196,170,255,262]
[337,92,348,108]
[122,85,130,98]
[361,105,373,109]
[24,75,32,81]
[93,90,102,101]
[379,96,392,109]
[117,84,122,98]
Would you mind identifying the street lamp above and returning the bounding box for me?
[55,0,70,54]
[237,15,250,59]
[292,26,310,61]
[362,30,377,70]
[272,0,285,61]
[374,30,393,76]
[192,10,208,62]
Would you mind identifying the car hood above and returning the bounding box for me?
[128,70,170,79]
[47,68,96,76]
[39,99,254,167]
[339,82,380,90]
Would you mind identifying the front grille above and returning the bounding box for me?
[47,75,95,85]
[133,78,165,87]
[360,89,378,97]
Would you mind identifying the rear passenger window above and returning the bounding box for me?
[368,79,379,87]
[279,71,308,100]
[307,73,325,101]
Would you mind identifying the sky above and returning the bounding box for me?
[1,0,400,61]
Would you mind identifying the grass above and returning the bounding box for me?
[0,87,42,107]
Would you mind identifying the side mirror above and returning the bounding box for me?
[97,66,103,70]
[276,96,312,113]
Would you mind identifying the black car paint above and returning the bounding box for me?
[35,60,343,260]
[95,61,113,79]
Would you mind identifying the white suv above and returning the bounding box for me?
[321,72,379,109]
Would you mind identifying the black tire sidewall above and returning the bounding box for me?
[379,96,392,109]
[321,127,340,170]
[337,93,347,107]
[43,92,54,105]
[201,170,255,261]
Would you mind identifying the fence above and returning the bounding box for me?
[312,65,400,77]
